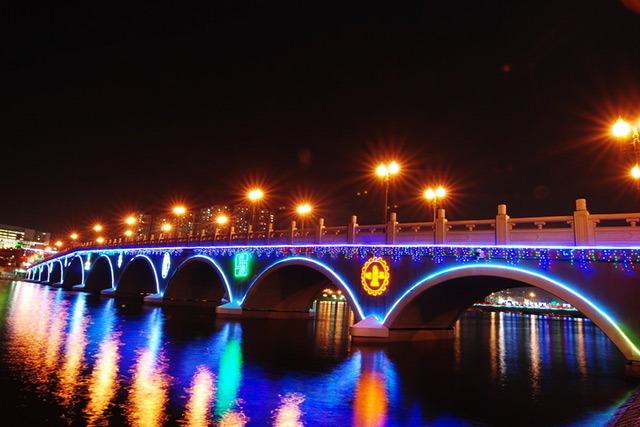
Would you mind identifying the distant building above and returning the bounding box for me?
[0,224,51,250]
[232,204,274,233]
[129,212,153,240]
[196,205,230,237]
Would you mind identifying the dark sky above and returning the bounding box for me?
[3,1,640,236]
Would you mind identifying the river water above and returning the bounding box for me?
[0,279,636,426]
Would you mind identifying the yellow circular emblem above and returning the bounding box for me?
[361,257,390,296]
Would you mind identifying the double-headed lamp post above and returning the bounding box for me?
[376,161,400,223]
[612,117,640,206]
[424,186,446,222]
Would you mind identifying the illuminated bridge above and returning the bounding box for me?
[25,199,640,375]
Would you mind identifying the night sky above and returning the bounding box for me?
[3,1,640,236]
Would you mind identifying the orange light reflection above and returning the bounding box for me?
[84,333,121,427]
[182,366,216,427]
[125,349,170,427]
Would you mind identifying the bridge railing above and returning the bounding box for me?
[62,199,640,256]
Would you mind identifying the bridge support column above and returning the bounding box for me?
[435,209,447,244]
[495,204,510,245]
[573,198,596,246]
[216,301,243,317]
[350,316,389,340]
[386,213,398,244]
[315,218,325,243]
[348,216,358,244]
[288,221,297,244]
[143,293,164,305]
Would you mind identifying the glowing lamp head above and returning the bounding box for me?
[613,118,632,138]
[216,215,229,225]
[162,224,172,232]
[124,230,133,237]
[70,233,78,240]
[173,206,186,215]
[55,241,62,247]
[96,237,104,244]
[248,189,263,201]
[388,161,399,174]
[297,204,312,214]
[125,216,136,225]
[93,224,103,232]
[436,186,446,198]
[424,188,435,200]
[632,165,640,179]
[377,162,399,177]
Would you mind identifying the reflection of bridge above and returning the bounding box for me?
[26,200,640,375]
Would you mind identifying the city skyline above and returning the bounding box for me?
[3,1,640,235]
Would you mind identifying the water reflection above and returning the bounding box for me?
[84,332,121,427]
[529,314,541,399]
[182,365,216,427]
[0,281,636,426]
[272,392,306,427]
[7,284,69,391]
[57,295,89,410]
[214,323,243,419]
[353,349,389,427]
[125,309,170,427]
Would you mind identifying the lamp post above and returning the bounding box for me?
[93,224,104,245]
[248,189,263,234]
[161,223,172,240]
[125,216,136,242]
[376,161,400,223]
[612,117,640,208]
[215,214,229,240]
[424,186,446,222]
[173,206,186,239]
[296,203,312,230]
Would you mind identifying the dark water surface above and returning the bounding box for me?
[0,280,636,426]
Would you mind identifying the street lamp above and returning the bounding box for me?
[125,216,137,241]
[248,189,264,233]
[296,203,312,230]
[173,206,187,238]
[161,223,172,240]
[612,117,640,207]
[376,161,400,223]
[215,214,229,239]
[424,186,446,221]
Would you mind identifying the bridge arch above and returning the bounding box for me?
[116,255,158,296]
[39,264,48,282]
[241,257,364,320]
[62,255,84,288]
[163,255,232,304]
[383,264,640,361]
[48,260,64,284]
[84,255,114,292]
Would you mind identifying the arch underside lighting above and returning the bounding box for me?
[384,264,640,360]
[242,257,365,321]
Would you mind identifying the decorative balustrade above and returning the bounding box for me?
[70,199,640,253]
